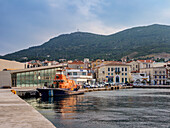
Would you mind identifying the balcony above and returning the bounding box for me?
[115,71,121,74]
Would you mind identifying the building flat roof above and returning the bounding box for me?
[10,64,67,74]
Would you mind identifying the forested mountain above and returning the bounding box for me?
[2,24,170,61]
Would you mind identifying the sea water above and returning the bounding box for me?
[25,89,170,128]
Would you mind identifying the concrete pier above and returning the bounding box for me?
[0,89,55,128]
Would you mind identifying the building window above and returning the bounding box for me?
[82,72,86,75]
[163,71,165,74]
[125,67,127,71]
[125,73,127,76]
[111,73,113,75]
[159,76,161,79]
[122,73,124,76]
[155,71,157,74]
[122,78,124,83]
[136,65,138,68]
[163,76,165,79]
[115,68,117,72]
[108,73,110,75]
[73,72,77,75]
[118,68,120,72]
[125,78,127,82]
[159,71,161,74]
[108,68,110,72]
[155,76,157,78]
[68,72,72,75]
[122,68,124,71]
[111,68,114,71]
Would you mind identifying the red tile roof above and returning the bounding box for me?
[137,60,154,63]
[97,62,129,67]
[105,63,130,66]
[127,61,133,63]
[68,61,84,64]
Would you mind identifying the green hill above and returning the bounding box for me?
[2,24,170,61]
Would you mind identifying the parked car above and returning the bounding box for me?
[104,83,111,87]
[114,83,120,86]
[86,84,91,88]
[119,83,126,86]
[91,84,98,88]
[98,84,104,88]
[133,83,143,86]
[83,83,91,88]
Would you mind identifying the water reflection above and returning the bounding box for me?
[25,89,170,128]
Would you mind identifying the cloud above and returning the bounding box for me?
[1,0,170,55]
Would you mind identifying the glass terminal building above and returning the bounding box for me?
[10,64,66,87]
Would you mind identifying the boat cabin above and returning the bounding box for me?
[53,70,77,90]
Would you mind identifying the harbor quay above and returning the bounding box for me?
[12,86,133,97]
[10,85,170,98]
[0,85,170,128]
[0,89,55,128]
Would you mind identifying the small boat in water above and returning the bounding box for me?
[37,70,84,97]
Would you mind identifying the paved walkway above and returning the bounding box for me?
[0,89,55,128]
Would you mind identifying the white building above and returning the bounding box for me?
[131,73,149,84]
[152,62,166,67]
[65,69,93,85]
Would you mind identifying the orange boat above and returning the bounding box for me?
[53,70,78,91]
[37,70,84,97]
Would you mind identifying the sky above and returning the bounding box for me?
[1,0,170,55]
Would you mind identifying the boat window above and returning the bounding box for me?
[60,80,64,82]
[53,80,65,82]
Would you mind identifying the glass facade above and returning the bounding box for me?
[12,68,57,87]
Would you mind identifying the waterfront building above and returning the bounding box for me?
[26,60,42,68]
[26,60,59,68]
[65,69,93,86]
[0,64,67,88]
[152,62,167,67]
[140,66,166,85]
[137,60,154,70]
[84,58,91,69]
[91,59,103,69]
[68,60,85,69]
[166,62,170,85]
[127,61,140,72]
[131,73,149,84]
[93,60,122,80]
[84,58,89,63]
[42,60,59,66]
[0,59,25,71]
[97,62,131,83]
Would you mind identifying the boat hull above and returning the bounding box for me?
[37,88,84,97]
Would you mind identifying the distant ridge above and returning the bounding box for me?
[2,24,170,61]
